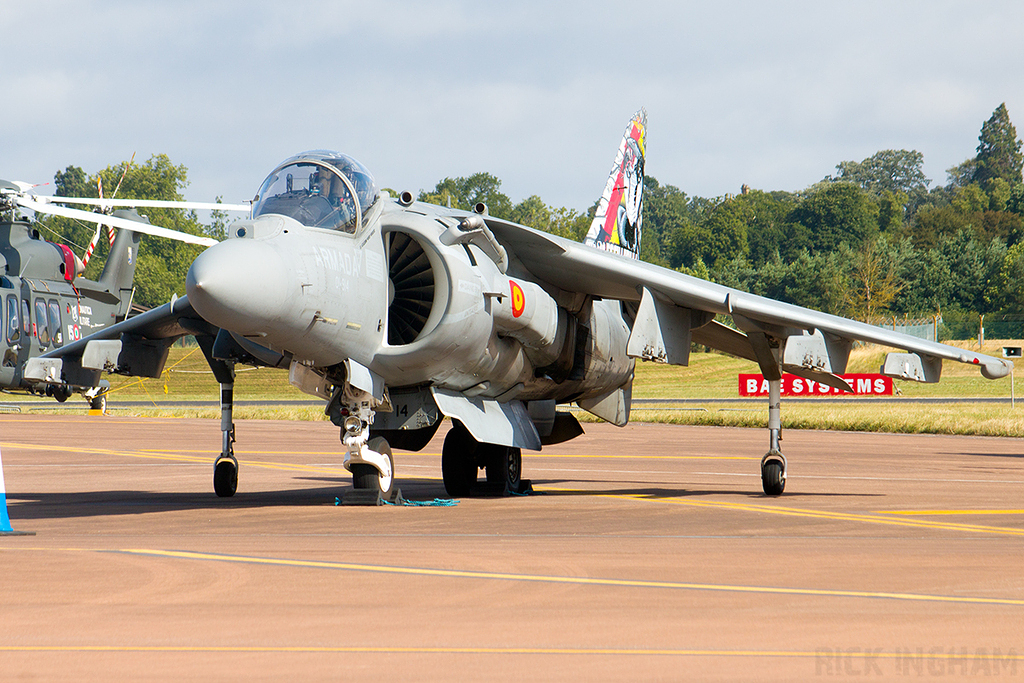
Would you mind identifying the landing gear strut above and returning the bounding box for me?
[213,380,238,497]
[330,383,395,496]
[761,376,786,496]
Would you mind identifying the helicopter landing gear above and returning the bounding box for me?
[89,392,107,413]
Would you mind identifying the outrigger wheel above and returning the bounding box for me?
[214,456,238,497]
[761,452,786,496]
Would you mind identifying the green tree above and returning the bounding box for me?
[735,190,802,265]
[911,205,972,249]
[419,172,513,218]
[548,206,593,243]
[974,103,1023,186]
[666,195,749,270]
[508,195,551,230]
[838,235,908,321]
[640,176,689,267]
[946,158,978,190]
[34,154,206,309]
[992,241,1024,312]
[831,149,929,197]
[790,182,879,253]
[878,190,910,233]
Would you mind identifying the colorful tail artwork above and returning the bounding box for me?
[583,109,647,260]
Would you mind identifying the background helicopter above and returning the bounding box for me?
[0,174,246,409]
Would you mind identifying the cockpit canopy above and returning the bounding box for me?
[252,151,379,234]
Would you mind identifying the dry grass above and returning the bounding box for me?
[614,403,1024,437]
[27,341,1024,438]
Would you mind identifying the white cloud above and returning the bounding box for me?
[3,1,1023,211]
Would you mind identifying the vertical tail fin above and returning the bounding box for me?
[583,109,647,259]
[98,209,143,319]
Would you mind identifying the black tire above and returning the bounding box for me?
[761,459,785,496]
[214,459,238,497]
[484,445,522,494]
[352,437,395,495]
[442,422,478,497]
[90,394,107,412]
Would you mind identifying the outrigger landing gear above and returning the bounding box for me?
[761,376,786,496]
[213,380,238,498]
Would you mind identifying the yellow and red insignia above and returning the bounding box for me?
[510,280,525,318]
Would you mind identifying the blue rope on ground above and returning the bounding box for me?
[334,496,458,507]
[384,497,458,507]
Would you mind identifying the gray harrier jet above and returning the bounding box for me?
[29,111,1011,499]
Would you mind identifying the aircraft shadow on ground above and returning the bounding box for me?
[949,451,1024,460]
[5,483,433,520]
[7,475,880,521]
[526,479,881,499]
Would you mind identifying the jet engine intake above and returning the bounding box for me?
[386,231,443,346]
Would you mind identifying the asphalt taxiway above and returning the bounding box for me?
[2,415,1023,681]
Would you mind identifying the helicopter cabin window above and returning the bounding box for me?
[48,300,63,347]
[21,299,31,339]
[35,300,50,347]
[5,295,17,344]
[252,153,379,235]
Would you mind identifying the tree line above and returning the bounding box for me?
[26,104,1024,339]
[418,103,1024,334]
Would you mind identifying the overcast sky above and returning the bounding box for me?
[3,1,1023,213]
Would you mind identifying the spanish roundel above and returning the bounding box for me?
[510,280,525,318]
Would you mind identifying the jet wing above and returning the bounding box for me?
[28,296,219,386]
[485,218,1010,382]
[48,296,204,358]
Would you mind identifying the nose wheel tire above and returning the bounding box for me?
[214,458,238,497]
[352,436,395,495]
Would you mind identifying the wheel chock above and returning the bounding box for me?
[341,488,405,506]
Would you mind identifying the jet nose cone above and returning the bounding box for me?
[186,240,292,334]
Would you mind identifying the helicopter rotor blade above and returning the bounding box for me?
[16,197,219,247]
[37,196,251,212]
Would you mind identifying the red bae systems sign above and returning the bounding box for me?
[739,374,894,397]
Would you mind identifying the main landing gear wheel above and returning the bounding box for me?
[352,436,395,496]
[761,454,786,496]
[442,422,479,497]
[214,458,238,497]
[90,393,107,413]
[484,444,522,494]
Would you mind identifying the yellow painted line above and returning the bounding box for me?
[0,646,1020,660]
[527,453,752,460]
[875,510,1024,516]
[566,492,1024,537]
[0,442,350,476]
[115,548,1024,606]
